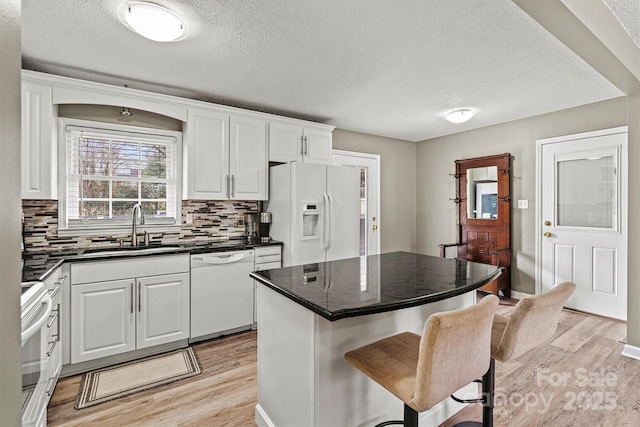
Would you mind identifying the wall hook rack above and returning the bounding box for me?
[449,172,463,178]
[499,195,511,202]
[449,198,464,204]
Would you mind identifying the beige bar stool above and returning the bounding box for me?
[344,295,500,427]
[458,281,576,427]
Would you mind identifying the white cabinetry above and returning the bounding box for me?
[230,115,268,200]
[71,279,135,362]
[184,108,267,200]
[269,121,333,165]
[43,264,66,402]
[21,81,57,199]
[136,273,190,349]
[70,255,189,364]
[253,245,282,327]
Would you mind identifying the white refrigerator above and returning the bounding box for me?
[266,162,360,267]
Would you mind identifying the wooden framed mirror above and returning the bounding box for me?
[440,153,511,296]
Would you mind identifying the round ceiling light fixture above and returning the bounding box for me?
[118,2,188,42]
[445,109,475,124]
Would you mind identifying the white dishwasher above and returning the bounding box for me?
[190,250,254,341]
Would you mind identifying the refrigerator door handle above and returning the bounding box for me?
[326,193,333,250]
[321,193,330,250]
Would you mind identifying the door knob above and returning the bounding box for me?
[544,220,551,226]
[543,232,551,237]
[372,225,378,231]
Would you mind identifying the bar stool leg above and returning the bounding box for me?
[404,404,418,427]
[482,358,495,427]
[452,358,495,427]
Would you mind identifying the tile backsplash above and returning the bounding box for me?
[22,199,260,253]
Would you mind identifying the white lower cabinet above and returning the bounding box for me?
[70,255,190,364]
[253,246,282,326]
[71,279,136,363]
[137,273,190,349]
[71,273,189,363]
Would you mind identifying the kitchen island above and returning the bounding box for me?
[250,251,501,427]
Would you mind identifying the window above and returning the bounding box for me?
[59,118,182,234]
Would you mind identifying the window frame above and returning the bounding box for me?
[57,117,183,236]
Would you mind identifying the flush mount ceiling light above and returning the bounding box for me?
[118,2,188,42]
[445,109,475,124]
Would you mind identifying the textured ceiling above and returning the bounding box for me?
[22,0,629,142]
[602,0,640,48]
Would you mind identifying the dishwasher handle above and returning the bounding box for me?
[192,252,251,265]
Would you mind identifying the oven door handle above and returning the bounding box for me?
[21,293,52,346]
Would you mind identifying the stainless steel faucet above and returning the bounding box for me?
[131,203,145,247]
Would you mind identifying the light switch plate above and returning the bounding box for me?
[186,212,193,224]
[517,199,529,209]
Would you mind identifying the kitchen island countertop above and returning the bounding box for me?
[252,251,502,426]
[250,251,501,321]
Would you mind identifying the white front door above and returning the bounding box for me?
[537,127,627,320]
[332,150,380,256]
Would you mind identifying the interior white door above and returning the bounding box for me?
[326,165,361,262]
[538,127,627,320]
[332,150,380,256]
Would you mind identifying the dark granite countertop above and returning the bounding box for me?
[250,251,502,321]
[22,238,282,282]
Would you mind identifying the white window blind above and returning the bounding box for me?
[62,122,180,230]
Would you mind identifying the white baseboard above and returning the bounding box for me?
[509,290,532,300]
[622,344,640,360]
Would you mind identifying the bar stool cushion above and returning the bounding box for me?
[491,281,576,362]
[345,295,499,413]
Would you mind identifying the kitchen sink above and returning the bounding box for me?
[80,244,184,257]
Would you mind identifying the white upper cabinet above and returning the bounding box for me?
[269,121,333,165]
[184,108,268,200]
[21,81,57,199]
[230,115,268,200]
[303,127,333,165]
[21,71,332,202]
[184,108,230,200]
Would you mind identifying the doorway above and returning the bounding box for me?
[536,127,628,320]
[332,150,380,256]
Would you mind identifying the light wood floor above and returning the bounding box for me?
[49,296,637,426]
[48,331,258,426]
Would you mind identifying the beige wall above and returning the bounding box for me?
[416,97,627,294]
[0,0,23,424]
[626,89,640,346]
[333,129,417,253]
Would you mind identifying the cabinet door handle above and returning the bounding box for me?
[46,338,58,357]
[303,136,308,156]
[46,374,59,397]
[300,136,304,156]
[226,175,230,198]
[130,282,134,314]
[47,310,59,329]
[231,175,235,198]
[138,282,142,313]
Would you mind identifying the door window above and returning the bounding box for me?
[556,155,615,228]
